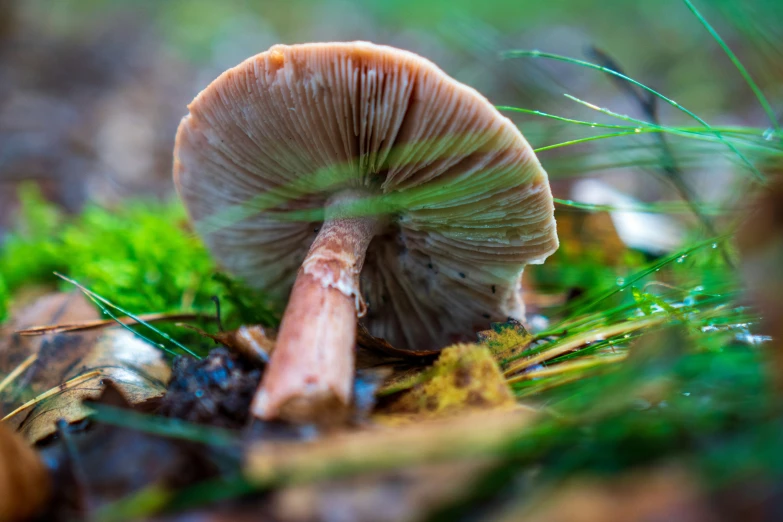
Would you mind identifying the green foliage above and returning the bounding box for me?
[0,185,277,337]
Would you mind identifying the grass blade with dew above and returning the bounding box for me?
[553,234,733,323]
[553,198,729,216]
[683,0,780,132]
[503,315,666,376]
[81,292,183,358]
[500,106,781,155]
[501,49,766,182]
[561,93,777,157]
[55,272,201,359]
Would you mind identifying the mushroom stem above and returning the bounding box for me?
[251,191,381,423]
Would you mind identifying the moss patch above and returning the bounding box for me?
[477,320,534,367]
[0,185,277,341]
[382,343,515,417]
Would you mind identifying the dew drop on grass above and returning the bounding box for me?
[677,255,687,263]
[616,277,625,286]
[634,128,641,133]
[763,128,775,141]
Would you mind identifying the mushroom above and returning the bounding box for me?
[174,42,558,423]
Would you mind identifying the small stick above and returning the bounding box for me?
[15,313,203,336]
[2,371,102,422]
[0,353,38,394]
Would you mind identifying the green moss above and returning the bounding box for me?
[384,343,516,416]
[0,185,277,344]
[477,321,533,367]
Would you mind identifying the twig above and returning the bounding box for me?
[15,313,203,336]
[0,353,37,394]
[2,371,102,422]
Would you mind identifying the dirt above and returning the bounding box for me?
[157,347,262,429]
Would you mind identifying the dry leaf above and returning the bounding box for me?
[245,408,537,486]
[1,292,171,442]
[179,324,274,365]
[0,422,50,521]
[737,177,783,393]
[494,465,717,522]
[271,460,492,522]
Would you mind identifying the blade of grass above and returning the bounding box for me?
[55,273,201,359]
[558,234,733,320]
[683,0,780,132]
[88,403,238,447]
[503,315,665,377]
[502,50,766,182]
[507,353,627,385]
[501,106,781,155]
[553,198,730,216]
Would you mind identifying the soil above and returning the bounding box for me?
[158,347,262,429]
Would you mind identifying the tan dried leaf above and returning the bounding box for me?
[1,292,171,443]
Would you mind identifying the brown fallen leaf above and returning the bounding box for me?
[270,460,493,522]
[0,422,51,521]
[38,383,222,520]
[356,323,440,358]
[178,323,275,365]
[1,292,99,378]
[493,465,718,522]
[555,208,628,266]
[737,176,783,393]
[1,292,171,443]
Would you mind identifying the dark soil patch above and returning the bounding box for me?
[157,348,262,429]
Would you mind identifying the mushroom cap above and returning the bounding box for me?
[174,42,558,353]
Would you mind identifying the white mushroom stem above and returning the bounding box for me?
[251,191,381,423]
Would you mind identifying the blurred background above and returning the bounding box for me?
[2,0,783,323]
[1,3,783,520]
[1,0,780,234]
